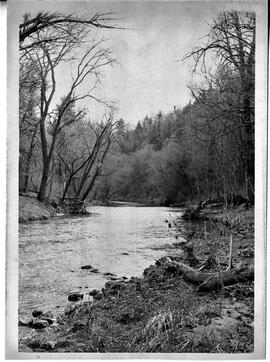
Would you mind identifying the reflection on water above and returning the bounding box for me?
[19,205,183,317]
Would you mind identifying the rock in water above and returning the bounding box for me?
[81,265,99,273]
[32,310,43,318]
[81,265,93,270]
[42,311,54,325]
[19,317,33,327]
[107,276,118,281]
[32,319,50,329]
[89,289,99,297]
[103,272,116,277]
[68,292,84,302]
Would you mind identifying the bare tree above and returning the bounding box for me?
[183,11,255,202]
[20,11,122,51]
[57,116,117,202]
[29,38,116,202]
[19,58,41,193]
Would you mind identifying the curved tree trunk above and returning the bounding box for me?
[164,258,254,292]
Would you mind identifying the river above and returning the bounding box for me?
[19,205,184,318]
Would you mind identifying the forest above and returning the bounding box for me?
[19,11,255,208]
[17,7,258,354]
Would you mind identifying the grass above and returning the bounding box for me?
[19,195,56,222]
[19,206,254,353]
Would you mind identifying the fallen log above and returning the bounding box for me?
[164,257,254,292]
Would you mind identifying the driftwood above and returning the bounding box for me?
[164,257,254,292]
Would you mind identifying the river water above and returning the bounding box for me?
[19,205,183,318]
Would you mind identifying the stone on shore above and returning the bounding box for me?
[68,292,84,302]
[32,319,50,329]
[103,272,116,277]
[42,311,55,325]
[19,317,33,327]
[89,289,99,297]
[32,310,43,318]
[93,292,103,300]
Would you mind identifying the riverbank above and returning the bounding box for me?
[19,195,57,222]
[19,196,169,223]
[19,206,254,353]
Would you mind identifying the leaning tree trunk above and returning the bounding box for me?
[80,141,111,202]
[80,168,100,202]
[61,174,73,202]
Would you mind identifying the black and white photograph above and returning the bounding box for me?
[5,0,267,358]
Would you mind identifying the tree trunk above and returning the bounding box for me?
[23,162,30,193]
[243,95,254,204]
[80,141,111,202]
[75,154,97,198]
[37,161,50,202]
[24,164,33,193]
[23,127,37,193]
[164,258,254,292]
[61,175,73,202]
[80,169,100,202]
[47,157,55,200]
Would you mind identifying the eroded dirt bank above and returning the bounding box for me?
[19,195,57,222]
[19,206,254,353]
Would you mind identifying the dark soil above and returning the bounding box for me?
[19,206,254,353]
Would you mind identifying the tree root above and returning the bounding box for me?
[164,257,254,292]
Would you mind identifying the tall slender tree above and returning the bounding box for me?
[183,11,255,202]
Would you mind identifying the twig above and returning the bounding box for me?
[227,234,233,271]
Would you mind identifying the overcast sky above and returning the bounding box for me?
[14,1,255,125]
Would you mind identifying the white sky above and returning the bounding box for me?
[13,0,256,125]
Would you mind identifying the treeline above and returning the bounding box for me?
[19,11,255,207]
[95,11,255,205]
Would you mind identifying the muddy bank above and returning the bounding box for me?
[19,195,58,222]
[19,207,254,353]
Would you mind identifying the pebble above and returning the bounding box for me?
[32,310,43,318]
[89,289,99,297]
[32,319,49,329]
[19,317,33,327]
